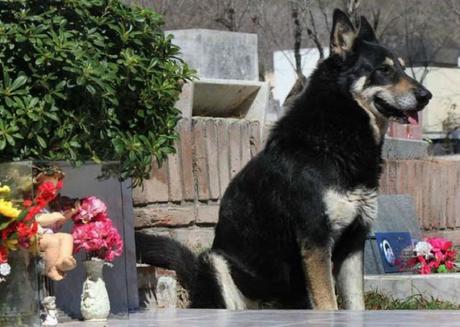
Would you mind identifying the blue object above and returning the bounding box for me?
[375,232,412,273]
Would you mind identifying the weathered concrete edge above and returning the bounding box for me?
[382,137,429,160]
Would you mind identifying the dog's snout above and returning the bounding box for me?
[415,87,432,107]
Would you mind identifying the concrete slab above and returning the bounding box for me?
[365,273,460,305]
[167,29,258,81]
[60,309,460,327]
[382,137,429,160]
[177,79,270,126]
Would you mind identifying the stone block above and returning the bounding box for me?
[193,119,210,200]
[134,205,195,228]
[205,119,220,200]
[144,227,215,253]
[133,160,169,204]
[167,151,183,202]
[365,195,421,275]
[241,121,251,167]
[364,275,412,300]
[185,79,269,125]
[196,205,219,224]
[382,137,429,160]
[372,195,421,238]
[365,274,460,305]
[179,119,195,201]
[217,119,231,196]
[167,29,258,81]
[229,120,242,179]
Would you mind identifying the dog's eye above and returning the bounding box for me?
[377,65,392,74]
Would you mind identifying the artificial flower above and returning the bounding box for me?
[0,246,7,264]
[71,197,123,262]
[414,241,432,259]
[71,196,108,224]
[23,199,32,208]
[0,185,11,194]
[0,262,11,277]
[407,238,457,274]
[0,199,21,219]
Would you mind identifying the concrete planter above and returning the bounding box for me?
[365,273,460,304]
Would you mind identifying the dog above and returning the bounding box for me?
[135,9,431,310]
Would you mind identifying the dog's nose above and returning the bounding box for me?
[415,87,432,107]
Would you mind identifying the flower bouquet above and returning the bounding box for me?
[70,196,123,321]
[71,196,123,262]
[406,238,458,274]
[1,178,62,325]
[0,180,61,283]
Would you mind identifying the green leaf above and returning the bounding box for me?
[36,135,47,148]
[10,75,27,90]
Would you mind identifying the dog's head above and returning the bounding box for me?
[330,9,432,125]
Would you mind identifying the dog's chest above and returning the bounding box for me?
[322,187,377,237]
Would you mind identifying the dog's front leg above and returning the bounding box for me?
[335,249,365,310]
[302,246,338,310]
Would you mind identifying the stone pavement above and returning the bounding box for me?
[61,309,460,327]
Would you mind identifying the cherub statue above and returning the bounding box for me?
[41,296,58,326]
[34,167,77,281]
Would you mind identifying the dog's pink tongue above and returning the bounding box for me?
[406,111,419,125]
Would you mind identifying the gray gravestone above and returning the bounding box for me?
[51,162,138,318]
[364,195,421,274]
[167,29,259,81]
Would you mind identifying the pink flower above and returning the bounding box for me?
[420,264,431,274]
[427,237,452,253]
[72,196,108,224]
[71,214,123,262]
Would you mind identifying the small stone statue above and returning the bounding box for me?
[41,296,58,326]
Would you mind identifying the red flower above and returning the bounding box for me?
[23,200,33,208]
[0,246,7,264]
[23,205,42,222]
[36,181,59,204]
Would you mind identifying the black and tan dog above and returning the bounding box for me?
[136,9,431,310]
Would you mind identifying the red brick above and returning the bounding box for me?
[167,143,183,202]
[229,120,241,179]
[205,119,220,200]
[396,160,408,194]
[241,120,251,168]
[193,118,210,200]
[217,120,231,197]
[134,205,195,228]
[413,160,424,226]
[386,160,399,194]
[420,161,433,230]
[455,162,460,228]
[196,204,219,224]
[437,161,449,229]
[179,119,195,201]
[133,160,169,205]
[446,162,457,229]
[378,160,388,194]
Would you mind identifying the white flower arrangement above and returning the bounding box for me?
[0,262,11,283]
[414,241,433,259]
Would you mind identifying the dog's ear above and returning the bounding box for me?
[330,9,357,57]
[358,16,378,43]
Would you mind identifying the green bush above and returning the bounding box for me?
[0,0,194,185]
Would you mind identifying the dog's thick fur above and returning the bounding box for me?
[136,9,431,310]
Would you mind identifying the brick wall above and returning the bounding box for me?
[134,118,460,249]
[133,117,263,251]
[380,159,460,231]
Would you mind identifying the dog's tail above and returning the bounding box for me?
[135,231,197,291]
